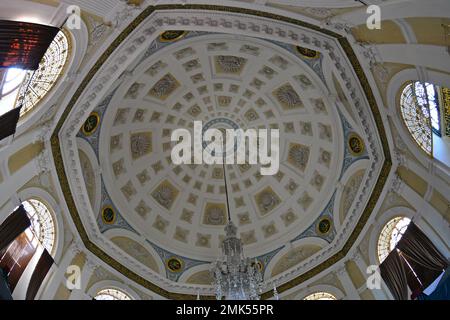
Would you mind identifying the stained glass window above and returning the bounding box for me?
[442,88,450,137]
[303,292,336,300]
[94,288,132,300]
[0,31,69,117]
[22,199,56,254]
[0,68,26,116]
[377,216,411,263]
[17,31,69,116]
[400,82,442,155]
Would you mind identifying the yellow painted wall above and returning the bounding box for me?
[360,288,375,300]
[53,253,86,299]
[30,0,59,7]
[430,189,450,224]
[186,271,213,285]
[405,18,450,47]
[53,283,71,300]
[397,166,428,197]
[345,260,366,289]
[8,142,44,175]
[352,21,405,44]
[110,237,159,273]
[71,252,87,270]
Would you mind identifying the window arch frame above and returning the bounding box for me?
[4,21,89,136]
[295,285,343,300]
[368,207,416,269]
[303,291,337,300]
[94,287,133,300]
[88,280,141,300]
[387,69,450,171]
[16,187,64,262]
[16,29,71,118]
[369,206,448,271]
[399,82,432,156]
[376,216,411,264]
[21,198,57,255]
[398,80,447,158]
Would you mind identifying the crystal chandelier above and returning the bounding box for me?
[212,220,263,300]
[211,156,263,300]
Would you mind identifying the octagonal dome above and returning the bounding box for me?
[52,5,388,298]
[96,33,345,260]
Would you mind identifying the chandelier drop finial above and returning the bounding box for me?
[211,150,263,300]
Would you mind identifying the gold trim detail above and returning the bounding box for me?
[252,260,264,273]
[296,46,320,59]
[166,257,184,273]
[159,30,188,42]
[317,218,332,235]
[348,133,365,156]
[81,112,100,136]
[101,206,116,225]
[50,4,392,300]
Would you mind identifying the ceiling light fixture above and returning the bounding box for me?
[211,153,264,300]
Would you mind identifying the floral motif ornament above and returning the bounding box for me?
[148,74,179,100]
[274,84,303,110]
[216,55,247,74]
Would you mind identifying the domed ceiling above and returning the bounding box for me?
[97,32,347,258]
[52,5,390,299]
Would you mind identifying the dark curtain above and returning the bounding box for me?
[379,249,409,300]
[0,106,21,141]
[397,222,448,274]
[417,268,450,300]
[401,253,424,293]
[404,255,443,291]
[0,232,37,292]
[0,267,13,300]
[0,205,31,252]
[0,20,59,70]
[25,249,53,300]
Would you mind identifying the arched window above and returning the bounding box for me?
[400,82,442,155]
[22,199,56,254]
[0,31,69,117]
[303,292,336,300]
[94,288,132,300]
[0,68,27,113]
[377,216,411,263]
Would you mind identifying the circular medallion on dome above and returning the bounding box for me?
[160,30,188,42]
[102,206,116,224]
[317,218,332,235]
[348,133,365,156]
[252,260,264,272]
[296,46,320,59]
[166,257,184,272]
[82,112,100,136]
